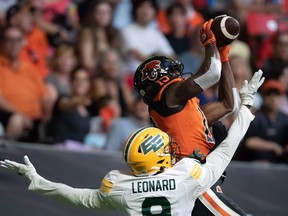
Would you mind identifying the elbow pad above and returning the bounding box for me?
[194,57,221,90]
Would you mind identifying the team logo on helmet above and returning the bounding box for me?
[141,60,161,82]
[140,134,164,155]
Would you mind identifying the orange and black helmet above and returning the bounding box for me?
[134,56,184,104]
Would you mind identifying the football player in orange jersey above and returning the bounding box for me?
[134,19,235,161]
[134,19,249,215]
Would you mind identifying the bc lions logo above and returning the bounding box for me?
[141,60,161,81]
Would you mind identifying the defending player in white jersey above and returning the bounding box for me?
[0,71,264,215]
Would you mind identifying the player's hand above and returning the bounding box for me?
[217,45,230,63]
[239,69,265,107]
[0,155,37,181]
[200,19,216,46]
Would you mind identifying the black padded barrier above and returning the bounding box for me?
[0,140,288,216]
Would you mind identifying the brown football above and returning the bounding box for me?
[211,15,240,47]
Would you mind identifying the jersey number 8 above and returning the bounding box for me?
[142,196,171,215]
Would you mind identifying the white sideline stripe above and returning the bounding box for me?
[199,189,241,216]
[220,16,239,40]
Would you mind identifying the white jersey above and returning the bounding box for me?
[28,105,254,216]
[100,158,215,215]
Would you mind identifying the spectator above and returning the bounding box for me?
[112,0,133,29]
[0,0,16,26]
[76,0,123,73]
[230,39,251,64]
[243,80,288,163]
[229,55,252,91]
[121,0,175,72]
[193,0,232,19]
[178,26,204,74]
[46,43,77,97]
[50,67,92,143]
[263,31,288,79]
[229,0,285,26]
[0,26,51,141]
[230,0,286,68]
[91,49,134,116]
[230,54,267,116]
[22,0,72,47]
[6,1,50,78]
[279,66,288,115]
[230,54,251,85]
[165,2,191,56]
[157,0,204,35]
[37,0,79,46]
[85,95,121,149]
[41,0,76,22]
[44,43,77,118]
[104,97,150,152]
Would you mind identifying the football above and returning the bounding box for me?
[210,15,240,47]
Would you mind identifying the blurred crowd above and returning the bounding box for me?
[0,0,288,164]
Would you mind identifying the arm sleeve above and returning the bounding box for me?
[195,105,254,196]
[28,174,114,210]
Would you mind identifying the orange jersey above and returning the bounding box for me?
[0,55,47,119]
[20,27,49,78]
[149,78,215,158]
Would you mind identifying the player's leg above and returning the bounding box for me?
[193,190,246,215]
[192,122,247,216]
[192,178,247,216]
[192,198,216,216]
[211,181,247,215]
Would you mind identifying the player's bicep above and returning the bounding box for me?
[98,174,121,210]
[188,161,216,197]
[201,101,225,126]
[167,80,203,106]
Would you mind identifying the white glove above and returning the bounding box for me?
[0,155,37,181]
[239,69,265,106]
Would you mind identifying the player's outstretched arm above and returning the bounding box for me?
[0,156,112,210]
[201,45,238,125]
[196,71,264,195]
[166,20,222,106]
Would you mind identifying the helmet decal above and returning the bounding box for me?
[140,134,164,155]
[141,60,161,81]
[140,89,146,97]
[123,127,173,176]
[134,56,184,104]
[123,127,145,162]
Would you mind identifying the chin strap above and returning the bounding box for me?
[170,141,181,163]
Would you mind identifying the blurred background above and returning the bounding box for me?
[0,0,288,215]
